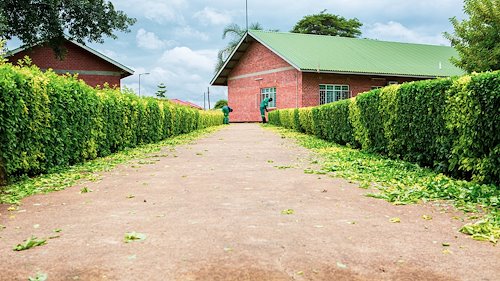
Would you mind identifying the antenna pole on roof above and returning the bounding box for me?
[207,87,211,110]
[245,0,248,31]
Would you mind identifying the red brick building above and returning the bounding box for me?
[8,39,133,87]
[211,30,463,122]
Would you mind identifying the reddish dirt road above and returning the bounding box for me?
[0,124,498,281]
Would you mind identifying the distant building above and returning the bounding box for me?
[169,99,203,110]
[211,30,464,122]
[8,39,134,88]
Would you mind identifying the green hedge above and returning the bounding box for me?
[0,63,223,183]
[269,71,500,185]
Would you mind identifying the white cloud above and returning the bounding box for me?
[114,0,187,24]
[194,7,232,26]
[364,21,450,45]
[160,47,217,72]
[174,26,210,41]
[136,29,175,50]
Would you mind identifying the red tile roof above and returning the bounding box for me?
[169,99,203,110]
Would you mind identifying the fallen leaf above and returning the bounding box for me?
[390,217,401,223]
[422,215,433,220]
[336,262,347,269]
[28,272,48,281]
[80,187,93,194]
[124,232,146,243]
[281,209,295,215]
[13,236,47,251]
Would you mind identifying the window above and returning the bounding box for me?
[261,87,276,108]
[319,84,350,105]
[387,81,398,85]
[371,86,383,90]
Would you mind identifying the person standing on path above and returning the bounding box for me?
[221,105,233,124]
[260,97,273,123]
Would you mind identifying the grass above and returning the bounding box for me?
[265,125,500,244]
[0,126,222,205]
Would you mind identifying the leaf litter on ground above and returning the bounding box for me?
[0,126,222,205]
[265,125,500,244]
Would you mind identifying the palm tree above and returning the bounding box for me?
[214,22,263,73]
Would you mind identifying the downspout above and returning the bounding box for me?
[295,70,299,108]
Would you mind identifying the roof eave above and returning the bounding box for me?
[301,69,453,79]
[69,40,134,75]
[210,32,252,86]
[6,39,135,76]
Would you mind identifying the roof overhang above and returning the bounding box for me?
[210,32,253,86]
[301,69,448,79]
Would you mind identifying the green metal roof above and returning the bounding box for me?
[249,30,463,77]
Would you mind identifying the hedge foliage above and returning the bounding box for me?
[0,63,223,182]
[269,71,500,185]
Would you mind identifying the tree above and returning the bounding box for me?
[444,0,500,73]
[156,83,167,99]
[0,0,136,58]
[291,10,362,37]
[213,99,228,109]
[214,22,263,73]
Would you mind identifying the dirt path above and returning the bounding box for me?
[0,124,498,281]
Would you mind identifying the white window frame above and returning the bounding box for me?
[261,87,276,108]
[319,84,350,105]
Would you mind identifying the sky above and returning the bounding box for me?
[7,0,466,108]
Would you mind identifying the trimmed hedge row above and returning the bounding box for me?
[0,63,223,183]
[269,71,500,185]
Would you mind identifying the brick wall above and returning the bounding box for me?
[228,41,300,122]
[302,72,422,106]
[8,41,125,87]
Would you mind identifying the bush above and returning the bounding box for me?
[379,79,453,168]
[0,63,223,182]
[269,71,500,185]
[446,72,500,183]
[349,89,386,153]
[312,99,356,146]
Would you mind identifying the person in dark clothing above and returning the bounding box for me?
[221,105,233,124]
[260,97,273,123]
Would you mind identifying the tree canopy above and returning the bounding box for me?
[156,83,167,99]
[0,0,136,57]
[444,0,500,72]
[291,10,362,37]
[213,99,228,109]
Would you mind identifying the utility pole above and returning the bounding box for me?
[138,72,150,97]
[245,0,248,31]
[207,87,211,110]
[203,92,206,110]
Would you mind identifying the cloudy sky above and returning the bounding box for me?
[7,0,466,108]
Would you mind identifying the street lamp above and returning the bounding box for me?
[138,72,150,97]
